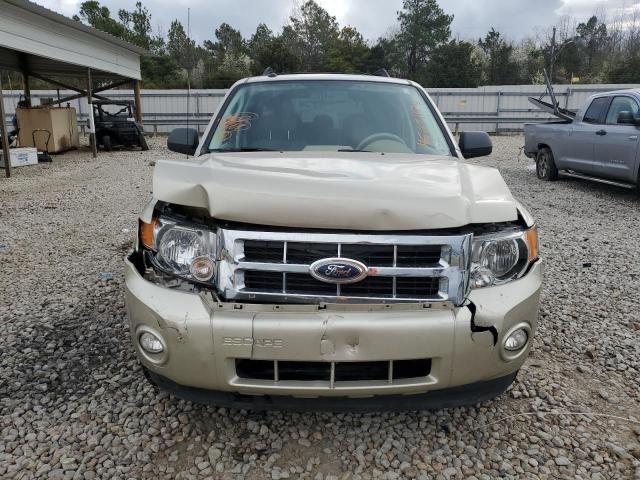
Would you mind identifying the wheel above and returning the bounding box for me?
[138,133,149,151]
[536,147,558,181]
[102,135,112,152]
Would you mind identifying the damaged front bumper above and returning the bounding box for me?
[124,254,542,409]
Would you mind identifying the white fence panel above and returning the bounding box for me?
[3,83,639,134]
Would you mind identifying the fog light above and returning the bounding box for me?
[471,266,495,288]
[139,331,164,354]
[190,256,215,282]
[504,328,528,351]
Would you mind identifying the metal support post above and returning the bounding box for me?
[86,68,97,158]
[0,75,11,178]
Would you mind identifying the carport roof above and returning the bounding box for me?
[0,0,147,80]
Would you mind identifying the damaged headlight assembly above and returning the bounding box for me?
[139,217,218,284]
[470,227,538,289]
[137,216,538,292]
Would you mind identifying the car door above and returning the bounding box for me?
[565,96,611,173]
[593,95,640,182]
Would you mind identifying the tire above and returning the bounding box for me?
[536,147,558,181]
[102,135,112,152]
[138,133,149,151]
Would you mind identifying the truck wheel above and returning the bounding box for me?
[536,147,558,181]
[138,133,149,151]
[102,135,112,152]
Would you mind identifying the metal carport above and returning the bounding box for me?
[0,0,147,177]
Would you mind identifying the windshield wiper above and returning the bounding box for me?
[210,147,277,152]
[337,149,371,152]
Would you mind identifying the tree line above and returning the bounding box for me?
[73,0,640,88]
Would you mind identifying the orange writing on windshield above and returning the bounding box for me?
[222,112,258,141]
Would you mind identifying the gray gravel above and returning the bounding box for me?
[1,136,639,480]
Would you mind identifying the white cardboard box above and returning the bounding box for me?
[0,147,38,168]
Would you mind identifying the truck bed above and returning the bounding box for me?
[523,121,571,158]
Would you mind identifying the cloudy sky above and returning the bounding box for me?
[38,0,640,44]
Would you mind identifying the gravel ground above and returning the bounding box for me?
[1,135,639,480]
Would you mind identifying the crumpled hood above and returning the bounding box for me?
[152,152,518,230]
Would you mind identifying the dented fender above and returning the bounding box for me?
[467,260,542,331]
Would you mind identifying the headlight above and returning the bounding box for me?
[480,239,519,277]
[139,216,218,284]
[471,227,538,288]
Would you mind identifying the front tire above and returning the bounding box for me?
[536,147,558,181]
[138,133,149,151]
[102,135,112,152]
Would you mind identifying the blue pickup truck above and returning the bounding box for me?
[524,89,640,189]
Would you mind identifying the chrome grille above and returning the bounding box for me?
[243,271,441,298]
[216,229,472,305]
[243,241,443,267]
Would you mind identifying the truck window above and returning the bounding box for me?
[583,97,610,124]
[605,96,640,125]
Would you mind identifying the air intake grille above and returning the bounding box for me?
[242,271,441,298]
[235,359,432,383]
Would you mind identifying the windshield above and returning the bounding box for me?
[206,80,453,156]
[95,103,133,120]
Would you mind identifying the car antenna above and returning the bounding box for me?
[263,67,278,77]
[372,68,390,77]
[185,7,191,158]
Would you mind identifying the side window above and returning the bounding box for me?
[605,96,640,125]
[583,97,610,124]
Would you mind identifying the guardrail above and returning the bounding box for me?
[73,113,560,135]
[4,112,559,137]
[140,115,560,135]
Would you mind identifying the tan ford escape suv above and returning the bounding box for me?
[124,73,542,410]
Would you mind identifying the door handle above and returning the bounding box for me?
[596,130,607,136]
[630,135,639,141]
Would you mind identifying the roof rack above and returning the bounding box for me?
[372,68,390,78]
[262,67,277,77]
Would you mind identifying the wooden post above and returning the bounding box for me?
[86,68,97,158]
[133,80,143,125]
[23,72,31,107]
[18,53,31,107]
[0,75,11,178]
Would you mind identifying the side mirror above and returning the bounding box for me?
[459,131,492,159]
[168,128,199,155]
[617,111,635,125]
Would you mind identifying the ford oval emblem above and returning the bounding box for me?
[309,258,368,284]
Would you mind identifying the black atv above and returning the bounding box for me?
[0,128,19,150]
[93,100,148,151]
